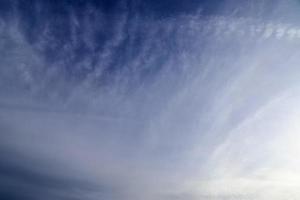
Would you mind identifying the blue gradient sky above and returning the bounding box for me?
[1,0,300,199]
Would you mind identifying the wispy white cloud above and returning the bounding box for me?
[1,0,300,199]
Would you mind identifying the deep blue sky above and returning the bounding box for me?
[0,0,286,99]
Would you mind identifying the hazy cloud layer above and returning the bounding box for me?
[1,0,300,199]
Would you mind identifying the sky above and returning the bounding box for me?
[1,0,300,199]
